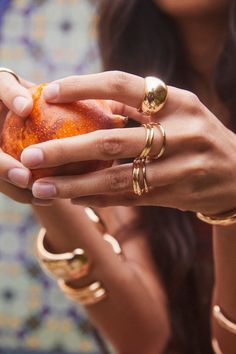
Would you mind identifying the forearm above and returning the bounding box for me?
[212,225,236,353]
[32,201,170,354]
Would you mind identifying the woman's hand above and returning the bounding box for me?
[0,71,33,203]
[21,71,236,215]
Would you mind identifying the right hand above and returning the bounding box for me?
[0,71,33,203]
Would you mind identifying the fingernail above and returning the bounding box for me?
[32,183,56,198]
[21,148,44,167]
[13,96,29,114]
[31,198,54,206]
[43,83,60,100]
[8,168,30,188]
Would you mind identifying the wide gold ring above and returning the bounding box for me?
[0,67,20,83]
[132,158,149,196]
[138,76,168,115]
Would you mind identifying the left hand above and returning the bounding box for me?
[20,71,236,215]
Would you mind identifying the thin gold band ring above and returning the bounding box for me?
[0,67,20,83]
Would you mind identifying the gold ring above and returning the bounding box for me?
[0,67,20,83]
[141,158,149,193]
[138,76,168,115]
[139,124,155,158]
[149,122,166,160]
[132,158,149,196]
[139,122,166,160]
[132,158,142,196]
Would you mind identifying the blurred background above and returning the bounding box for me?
[0,1,106,353]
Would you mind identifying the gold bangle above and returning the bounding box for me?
[0,67,20,83]
[58,279,107,306]
[212,338,223,354]
[103,233,122,255]
[196,208,236,226]
[37,228,91,281]
[213,305,236,334]
[84,208,122,256]
[84,207,106,234]
[37,227,122,280]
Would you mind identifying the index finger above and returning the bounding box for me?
[42,71,145,109]
[0,72,33,117]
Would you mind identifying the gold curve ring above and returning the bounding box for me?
[0,67,20,83]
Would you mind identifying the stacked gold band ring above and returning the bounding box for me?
[140,123,166,160]
[132,158,149,196]
[0,67,20,83]
[151,123,166,160]
[139,124,155,158]
[132,122,166,196]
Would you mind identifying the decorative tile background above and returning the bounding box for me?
[0,1,105,353]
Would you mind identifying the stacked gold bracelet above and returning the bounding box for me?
[36,208,122,306]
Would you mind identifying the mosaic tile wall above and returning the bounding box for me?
[0,1,106,353]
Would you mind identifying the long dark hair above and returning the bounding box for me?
[97,1,236,353]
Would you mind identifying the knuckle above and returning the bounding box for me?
[186,91,200,106]
[109,71,129,94]
[189,157,209,194]
[106,171,130,192]
[191,157,208,178]
[189,118,211,151]
[97,133,123,158]
[184,91,202,115]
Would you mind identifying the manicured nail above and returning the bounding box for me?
[43,83,60,100]
[8,168,30,188]
[31,198,54,206]
[21,148,44,167]
[13,96,29,114]
[32,183,56,198]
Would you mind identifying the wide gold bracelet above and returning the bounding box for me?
[196,208,236,226]
[37,228,91,281]
[213,305,236,334]
[36,207,122,307]
[58,279,107,306]
[37,226,122,280]
[37,207,122,281]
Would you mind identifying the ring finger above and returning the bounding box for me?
[31,153,193,199]
[0,149,30,188]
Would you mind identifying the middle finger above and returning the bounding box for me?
[21,126,166,168]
